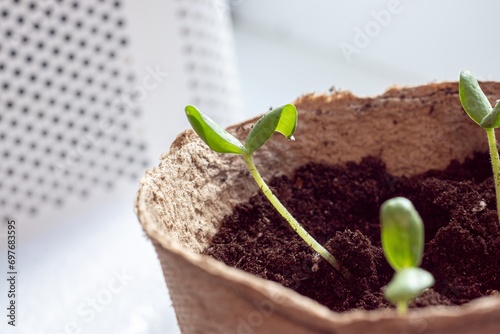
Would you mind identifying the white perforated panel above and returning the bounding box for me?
[0,0,149,223]
[174,0,243,124]
[168,0,242,124]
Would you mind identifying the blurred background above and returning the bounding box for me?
[0,0,498,333]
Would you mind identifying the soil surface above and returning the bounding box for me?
[204,152,500,312]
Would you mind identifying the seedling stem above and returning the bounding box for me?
[242,153,350,279]
[485,128,500,223]
[397,302,408,315]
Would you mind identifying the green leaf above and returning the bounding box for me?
[459,70,492,126]
[480,100,500,128]
[245,104,297,154]
[380,197,424,271]
[185,105,245,154]
[384,267,435,306]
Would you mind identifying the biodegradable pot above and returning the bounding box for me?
[135,82,500,333]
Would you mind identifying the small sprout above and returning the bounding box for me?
[185,105,351,279]
[459,70,500,224]
[380,197,435,315]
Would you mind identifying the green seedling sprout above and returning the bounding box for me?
[380,197,434,315]
[185,104,351,279]
[459,70,500,224]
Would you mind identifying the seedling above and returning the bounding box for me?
[459,70,500,224]
[185,104,351,279]
[380,197,434,315]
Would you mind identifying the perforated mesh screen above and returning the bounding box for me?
[176,0,243,124]
[0,0,149,222]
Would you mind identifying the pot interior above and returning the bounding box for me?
[144,82,496,252]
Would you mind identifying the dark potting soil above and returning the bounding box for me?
[204,152,500,312]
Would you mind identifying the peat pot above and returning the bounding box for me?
[135,82,500,334]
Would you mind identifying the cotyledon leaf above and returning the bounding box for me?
[480,100,500,128]
[459,70,492,126]
[380,197,424,271]
[245,104,297,154]
[384,267,435,305]
[185,105,246,154]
